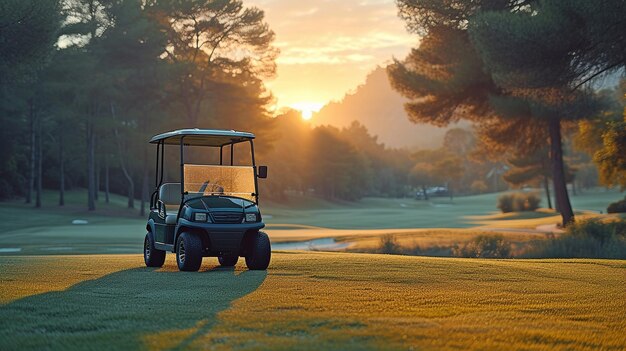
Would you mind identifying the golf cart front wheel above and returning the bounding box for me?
[245,231,271,270]
[176,232,203,272]
[218,255,239,267]
[144,232,165,267]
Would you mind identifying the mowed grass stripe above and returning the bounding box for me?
[1,253,625,350]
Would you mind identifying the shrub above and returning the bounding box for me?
[525,219,626,259]
[470,180,488,194]
[452,235,512,258]
[525,193,541,211]
[497,194,515,213]
[497,192,541,213]
[607,196,626,213]
[378,234,401,254]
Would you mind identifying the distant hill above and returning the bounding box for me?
[310,66,460,149]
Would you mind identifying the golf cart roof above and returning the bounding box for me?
[149,129,255,147]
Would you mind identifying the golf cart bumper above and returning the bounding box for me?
[177,219,265,254]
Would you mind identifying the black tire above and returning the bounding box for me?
[176,232,203,272]
[144,232,166,268]
[245,231,271,270]
[218,254,239,267]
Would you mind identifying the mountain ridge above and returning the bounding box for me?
[310,66,459,149]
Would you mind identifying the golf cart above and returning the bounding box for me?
[143,129,270,271]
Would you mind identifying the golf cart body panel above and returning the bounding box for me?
[144,129,270,270]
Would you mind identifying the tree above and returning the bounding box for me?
[306,126,371,201]
[0,0,61,84]
[468,0,626,224]
[410,149,441,200]
[503,148,553,209]
[95,0,171,214]
[410,148,463,200]
[0,0,61,201]
[433,155,464,200]
[410,164,435,200]
[156,0,277,126]
[575,85,626,190]
[389,0,620,225]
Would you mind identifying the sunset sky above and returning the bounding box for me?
[248,0,416,118]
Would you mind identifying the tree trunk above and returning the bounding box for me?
[104,155,110,204]
[422,186,429,200]
[27,99,35,204]
[140,168,148,217]
[35,116,42,208]
[95,148,99,201]
[59,134,65,206]
[548,118,574,226]
[87,120,96,211]
[111,101,134,208]
[543,175,552,209]
[127,181,135,209]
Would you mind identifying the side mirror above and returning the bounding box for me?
[257,165,268,179]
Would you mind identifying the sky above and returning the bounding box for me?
[247,0,417,118]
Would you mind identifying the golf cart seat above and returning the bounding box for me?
[159,183,182,224]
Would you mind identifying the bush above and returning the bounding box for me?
[607,196,626,213]
[452,235,512,258]
[525,219,626,259]
[497,192,541,213]
[497,194,514,213]
[378,234,401,254]
[470,180,488,194]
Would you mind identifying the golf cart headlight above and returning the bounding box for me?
[245,213,257,222]
[194,213,208,222]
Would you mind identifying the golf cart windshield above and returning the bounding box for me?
[184,164,256,202]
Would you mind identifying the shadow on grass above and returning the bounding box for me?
[0,265,266,350]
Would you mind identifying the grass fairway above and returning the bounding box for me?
[1,188,623,255]
[1,253,625,350]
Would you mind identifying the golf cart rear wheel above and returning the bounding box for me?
[176,232,203,272]
[218,255,239,267]
[245,231,271,270]
[144,232,165,267]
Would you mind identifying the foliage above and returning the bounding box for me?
[0,0,61,84]
[470,180,488,194]
[388,0,582,226]
[378,234,401,254]
[452,235,511,258]
[497,193,541,213]
[0,0,279,211]
[260,112,412,201]
[574,85,626,189]
[525,219,626,259]
[607,196,626,214]
[468,0,625,92]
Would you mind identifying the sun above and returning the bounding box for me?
[290,102,325,120]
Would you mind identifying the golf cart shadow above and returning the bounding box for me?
[0,264,267,350]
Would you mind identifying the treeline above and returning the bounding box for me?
[261,111,414,201]
[1,0,623,215]
[0,0,277,214]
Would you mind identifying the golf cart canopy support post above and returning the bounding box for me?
[149,129,260,206]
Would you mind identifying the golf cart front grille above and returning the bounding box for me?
[211,212,244,224]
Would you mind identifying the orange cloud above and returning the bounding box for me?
[248,0,416,108]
